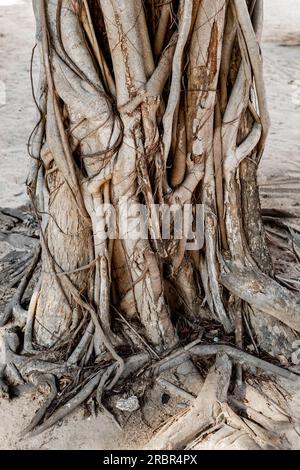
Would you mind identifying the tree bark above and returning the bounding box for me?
[1,0,300,446]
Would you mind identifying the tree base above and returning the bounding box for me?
[1,198,300,448]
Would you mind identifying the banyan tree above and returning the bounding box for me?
[1,0,300,449]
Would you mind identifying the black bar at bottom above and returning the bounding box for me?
[0,449,296,467]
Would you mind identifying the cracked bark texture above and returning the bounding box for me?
[26,0,299,360]
[1,0,300,447]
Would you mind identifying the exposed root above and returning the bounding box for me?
[0,245,40,327]
[0,363,9,399]
[147,351,298,450]
[151,339,300,383]
[25,370,102,438]
[21,352,150,437]
[221,264,300,332]
[1,0,299,450]
[146,353,232,450]
[21,373,57,436]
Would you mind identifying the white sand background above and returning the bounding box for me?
[260,0,300,191]
[0,0,299,450]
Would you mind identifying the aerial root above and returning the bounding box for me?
[0,245,41,327]
[0,0,296,450]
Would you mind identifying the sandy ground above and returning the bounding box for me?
[0,0,36,208]
[259,0,300,214]
[0,0,299,450]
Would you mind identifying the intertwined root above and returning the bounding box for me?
[1,316,300,444]
[1,0,300,449]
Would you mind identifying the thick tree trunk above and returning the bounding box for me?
[1,0,300,448]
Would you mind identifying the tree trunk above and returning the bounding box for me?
[1,0,300,449]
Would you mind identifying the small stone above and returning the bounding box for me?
[213,337,219,343]
[115,396,140,412]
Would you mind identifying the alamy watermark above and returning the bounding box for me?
[93,200,205,251]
